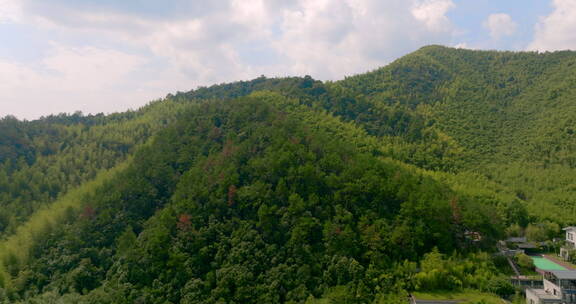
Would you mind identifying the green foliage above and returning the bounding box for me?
[0,161,129,288]
[9,45,576,302]
[339,45,576,224]
[505,224,523,237]
[372,289,410,304]
[414,249,509,296]
[0,98,192,236]
[514,253,535,273]
[525,221,560,242]
[413,290,506,304]
[0,92,504,303]
[484,277,515,297]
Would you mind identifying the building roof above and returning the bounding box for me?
[549,270,576,280]
[563,226,576,232]
[517,242,538,249]
[507,236,527,243]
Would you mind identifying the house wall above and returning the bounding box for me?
[561,247,570,260]
[526,289,541,304]
[544,279,561,298]
[567,231,576,247]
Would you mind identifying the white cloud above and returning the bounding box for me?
[273,0,457,79]
[0,45,161,119]
[483,13,517,40]
[411,0,455,32]
[18,0,458,81]
[43,44,145,89]
[1,0,460,118]
[453,42,469,49]
[0,0,22,23]
[230,0,269,32]
[528,0,576,51]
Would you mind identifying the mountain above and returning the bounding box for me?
[1,45,575,303]
[339,45,576,222]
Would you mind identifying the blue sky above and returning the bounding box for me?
[0,0,574,119]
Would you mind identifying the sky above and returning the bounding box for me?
[0,0,574,120]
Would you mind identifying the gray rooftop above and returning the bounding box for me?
[563,226,576,232]
[507,236,527,243]
[549,270,576,280]
[517,243,538,249]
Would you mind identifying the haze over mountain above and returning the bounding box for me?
[0,46,575,303]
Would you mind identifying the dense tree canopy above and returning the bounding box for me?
[1,45,576,302]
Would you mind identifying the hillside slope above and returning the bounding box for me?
[1,46,576,302]
[339,45,576,222]
[2,93,505,303]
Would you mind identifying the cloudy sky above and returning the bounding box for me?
[0,0,574,119]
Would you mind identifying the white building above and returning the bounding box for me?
[560,227,576,261]
[526,270,576,304]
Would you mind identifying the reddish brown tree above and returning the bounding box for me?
[177,213,192,231]
[227,185,237,207]
[80,205,96,220]
[450,197,462,225]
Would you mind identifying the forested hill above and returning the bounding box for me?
[338,45,576,221]
[0,45,575,303]
[340,45,576,166]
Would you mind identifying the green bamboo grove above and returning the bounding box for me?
[0,46,575,302]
